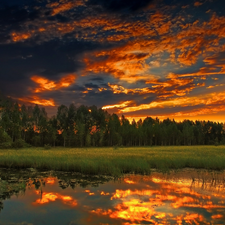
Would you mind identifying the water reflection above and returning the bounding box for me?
[33,191,77,206]
[0,169,225,224]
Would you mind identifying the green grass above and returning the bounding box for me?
[0,146,224,176]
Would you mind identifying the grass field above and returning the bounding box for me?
[0,146,224,176]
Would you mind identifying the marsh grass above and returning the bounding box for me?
[0,146,224,176]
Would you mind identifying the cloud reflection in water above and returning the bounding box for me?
[1,169,225,225]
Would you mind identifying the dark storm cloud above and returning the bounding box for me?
[83,90,126,107]
[85,83,99,89]
[0,5,41,26]
[87,0,155,13]
[0,36,111,83]
[57,41,108,57]
[0,80,32,97]
[54,14,71,23]
[68,85,86,92]
[137,96,156,105]
[0,41,77,80]
[45,14,73,23]
[0,37,98,98]
[0,0,35,6]
[89,77,104,82]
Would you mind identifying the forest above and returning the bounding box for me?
[0,96,225,149]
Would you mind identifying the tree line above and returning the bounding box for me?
[0,96,225,148]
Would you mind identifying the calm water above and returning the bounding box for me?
[0,168,225,225]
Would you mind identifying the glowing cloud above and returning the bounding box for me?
[102,101,133,110]
[17,96,55,106]
[118,91,225,113]
[194,2,203,7]
[11,32,32,42]
[48,0,86,16]
[3,0,225,122]
[31,74,76,93]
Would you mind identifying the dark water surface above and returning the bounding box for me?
[0,168,225,225]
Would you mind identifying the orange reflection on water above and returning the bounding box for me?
[33,192,77,207]
[171,196,196,209]
[124,178,136,184]
[100,191,110,196]
[111,189,157,200]
[92,202,167,224]
[91,173,225,224]
[45,177,56,184]
[183,213,204,225]
[212,214,223,219]
[110,199,166,223]
[85,190,95,195]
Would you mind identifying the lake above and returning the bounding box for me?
[0,168,225,224]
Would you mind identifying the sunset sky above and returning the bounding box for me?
[0,0,225,122]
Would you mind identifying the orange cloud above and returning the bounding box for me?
[11,32,32,42]
[102,101,133,110]
[84,50,151,82]
[38,28,46,32]
[101,89,225,118]
[47,0,86,16]
[194,2,203,7]
[108,76,196,98]
[108,83,154,95]
[202,54,225,73]
[31,74,76,93]
[12,74,76,107]
[147,75,196,97]
[31,76,56,92]
[82,88,93,94]
[7,1,225,125]
[177,71,225,78]
[126,109,225,123]
[9,0,225,71]
[98,87,107,92]
[60,75,76,87]
[182,5,189,9]
[119,90,225,113]
[17,96,55,106]
[80,10,225,81]
[57,23,75,34]
[105,72,196,99]
[207,84,225,89]
[9,0,225,85]
[166,105,225,118]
